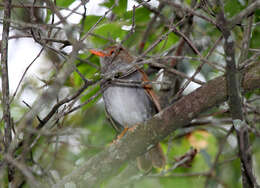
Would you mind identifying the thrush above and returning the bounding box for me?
[90,45,165,171]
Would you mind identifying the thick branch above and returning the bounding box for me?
[53,63,260,188]
[217,6,258,187]
[0,0,13,182]
[1,0,12,153]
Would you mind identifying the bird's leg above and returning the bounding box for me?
[117,123,140,139]
[110,126,129,145]
[116,127,129,140]
[111,124,139,144]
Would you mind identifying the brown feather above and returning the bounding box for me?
[136,68,162,112]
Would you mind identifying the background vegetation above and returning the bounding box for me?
[0,0,260,187]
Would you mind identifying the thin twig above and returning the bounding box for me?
[10,47,45,103]
[4,154,41,187]
[162,0,217,26]
[120,4,136,44]
[173,35,223,101]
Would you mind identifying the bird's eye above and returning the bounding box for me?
[110,50,114,55]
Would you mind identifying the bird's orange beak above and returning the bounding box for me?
[89,49,109,57]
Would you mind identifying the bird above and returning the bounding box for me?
[90,45,165,171]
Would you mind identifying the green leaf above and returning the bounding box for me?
[83,15,106,32]
[81,85,101,110]
[224,0,246,17]
[154,32,179,52]
[56,0,74,7]
[251,26,260,49]
[133,7,151,23]
[91,22,128,45]
[114,0,127,16]
[255,9,260,22]
[102,0,127,16]
[73,58,100,87]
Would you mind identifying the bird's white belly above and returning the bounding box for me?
[103,86,152,127]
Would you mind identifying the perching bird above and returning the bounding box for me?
[90,45,165,171]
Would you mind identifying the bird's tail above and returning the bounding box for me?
[137,143,166,171]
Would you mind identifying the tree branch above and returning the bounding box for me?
[217,4,258,187]
[52,62,260,188]
[229,0,260,29]
[1,0,13,182]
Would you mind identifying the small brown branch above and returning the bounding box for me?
[138,3,165,54]
[80,3,116,42]
[0,2,83,16]
[173,35,223,101]
[10,47,45,103]
[43,0,66,24]
[10,8,117,157]
[38,79,95,129]
[62,86,104,116]
[162,0,217,26]
[169,24,224,72]
[238,5,254,65]
[146,61,205,85]
[229,0,260,29]
[11,30,86,173]
[159,4,195,106]
[205,126,234,186]
[0,17,62,30]
[121,4,136,44]
[4,154,41,188]
[111,78,171,87]
[135,0,170,25]
[53,0,88,26]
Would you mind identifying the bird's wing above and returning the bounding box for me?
[136,68,162,112]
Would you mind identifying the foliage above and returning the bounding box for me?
[0,0,259,188]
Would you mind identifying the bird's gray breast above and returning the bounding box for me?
[103,71,156,128]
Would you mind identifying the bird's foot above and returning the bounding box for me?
[110,127,129,145]
[110,124,139,145]
[128,124,138,132]
[116,127,129,140]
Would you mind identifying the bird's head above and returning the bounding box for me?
[90,45,134,74]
